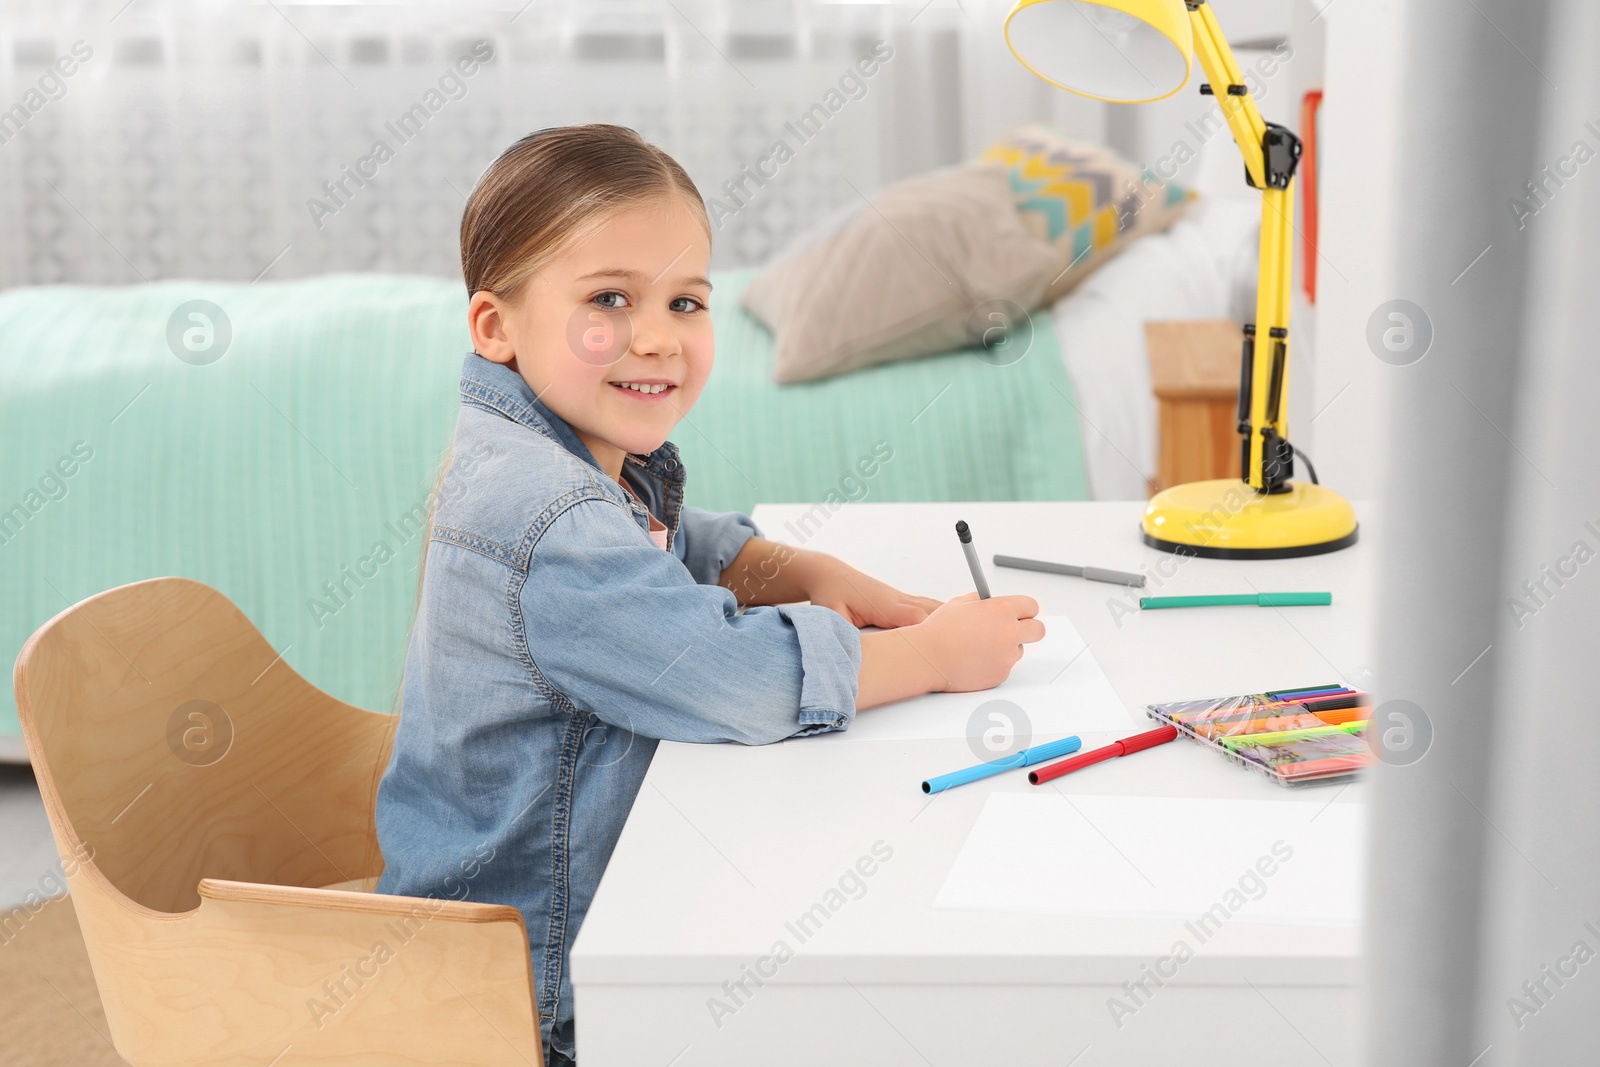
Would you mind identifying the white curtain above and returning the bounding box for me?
[1365,0,1600,1062]
[0,0,1120,286]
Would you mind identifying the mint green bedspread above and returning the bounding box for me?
[0,271,1085,747]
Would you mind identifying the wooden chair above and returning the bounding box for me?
[13,576,544,1066]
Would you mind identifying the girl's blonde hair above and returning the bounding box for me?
[389,124,710,713]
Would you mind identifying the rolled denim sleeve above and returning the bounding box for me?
[520,497,860,745]
[677,505,760,586]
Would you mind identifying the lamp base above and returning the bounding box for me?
[1141,478,1358,560]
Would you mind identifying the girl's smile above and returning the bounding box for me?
[608,378,679,400]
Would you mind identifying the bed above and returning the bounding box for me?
[0,270,1087,757]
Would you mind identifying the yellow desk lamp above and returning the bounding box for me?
[1004,0,1357,558]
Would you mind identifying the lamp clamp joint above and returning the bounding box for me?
[1246,122,1303,190]
[1198,83,1248,97]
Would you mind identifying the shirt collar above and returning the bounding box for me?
[457,352,685,485]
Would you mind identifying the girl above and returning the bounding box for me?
[374,124,1043,1065]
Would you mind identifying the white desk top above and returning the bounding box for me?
[572,501,1374,988]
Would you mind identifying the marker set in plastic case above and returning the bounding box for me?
[1145,685,1374,786]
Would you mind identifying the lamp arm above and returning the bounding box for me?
[1185,0,1302,493]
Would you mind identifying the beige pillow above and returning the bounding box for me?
[741,163,1059,384]
[981,123,1197,302]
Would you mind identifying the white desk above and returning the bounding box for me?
[572,502,1373,1066]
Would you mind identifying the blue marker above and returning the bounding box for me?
[921,735,1083,794]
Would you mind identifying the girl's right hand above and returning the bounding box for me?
[914,591,1045,693]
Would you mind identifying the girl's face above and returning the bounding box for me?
[469,195,714,479]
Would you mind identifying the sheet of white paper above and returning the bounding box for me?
[934,793,1366,927]
[808,615,1133,743]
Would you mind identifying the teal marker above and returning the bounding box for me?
[921,735,1082,794]
[1139,592,1332,609]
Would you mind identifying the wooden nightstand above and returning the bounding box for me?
[1144,318,1243,495]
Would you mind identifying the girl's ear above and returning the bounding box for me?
[468,291,515,364]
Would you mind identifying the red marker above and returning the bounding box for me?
[1028,725,1179,784]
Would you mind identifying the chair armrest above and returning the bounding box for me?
[178,877,544,1065]
[198,877,526,925]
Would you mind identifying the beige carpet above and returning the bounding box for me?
[0,894,129,1066]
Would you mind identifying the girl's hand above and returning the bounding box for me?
[910,591,1044,692]
[856,590,1044,708]
[804,556,943,629]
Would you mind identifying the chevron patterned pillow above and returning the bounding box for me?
[982,123,1197,302]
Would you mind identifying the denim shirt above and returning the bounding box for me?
[374,353,862,1062]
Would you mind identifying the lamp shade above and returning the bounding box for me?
[1004,0,1193,104]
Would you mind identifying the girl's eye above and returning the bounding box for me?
[670,296,707,314]
[593,291,629,310]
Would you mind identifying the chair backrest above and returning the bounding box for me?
[14,576,397,912]
[14,577,546,1066]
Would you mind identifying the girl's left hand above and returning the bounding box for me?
[804,557,943,629]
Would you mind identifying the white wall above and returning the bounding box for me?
[1305,0,1407,499]
[1285,0,1325,469]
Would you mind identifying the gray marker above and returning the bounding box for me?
[955,520,991,599]
[993,553,1146,588]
